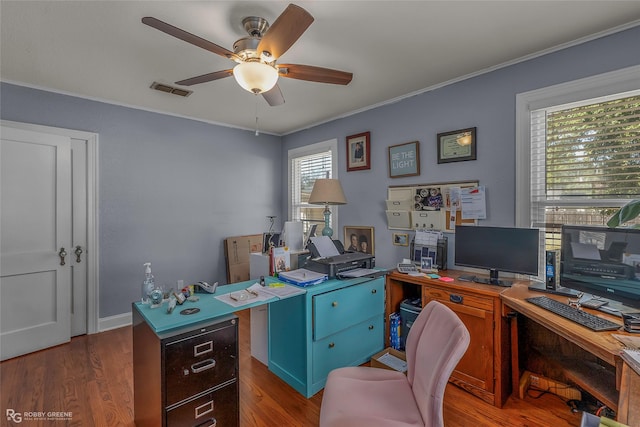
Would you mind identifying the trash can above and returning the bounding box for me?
[400,298,422,350]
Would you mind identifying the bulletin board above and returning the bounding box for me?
[387,180,481,232]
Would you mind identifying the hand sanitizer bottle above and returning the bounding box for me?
[142,262,155,304]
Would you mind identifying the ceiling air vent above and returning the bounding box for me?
[150,82,192,97]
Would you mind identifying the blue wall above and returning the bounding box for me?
[282,25,640,271]
[2,24,639,319]
[1,85,283,317]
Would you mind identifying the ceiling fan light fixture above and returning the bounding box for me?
[233,61,278,94]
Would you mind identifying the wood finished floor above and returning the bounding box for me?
[0,309,584,426]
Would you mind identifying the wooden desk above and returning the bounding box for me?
[386,270,512,407]
[501,284,637,417]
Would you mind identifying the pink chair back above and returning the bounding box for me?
[404,301,470,427]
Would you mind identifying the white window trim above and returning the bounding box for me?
[515,65,640,228]
[287,138,339,225]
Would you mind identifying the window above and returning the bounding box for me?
[288,139,338,234]
[516,65,640,275]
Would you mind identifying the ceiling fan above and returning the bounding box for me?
[142,3,353,106]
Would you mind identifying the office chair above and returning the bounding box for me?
[319,300,470,427]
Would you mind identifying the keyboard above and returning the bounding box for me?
[525,296,621,332]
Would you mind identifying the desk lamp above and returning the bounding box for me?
[308,179,347,238]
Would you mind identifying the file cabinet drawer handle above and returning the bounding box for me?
[328,342,335,348]
[450,294,463,304]
[204,419,217,427]
[369,325,374,330]
[194,340,213,357]
[195,400,214,418]
[191,358,216,374]
[371,289,377,294]
[332,301,338,307]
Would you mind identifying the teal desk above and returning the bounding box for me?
[133,276,289,334]
[133,274,385,401]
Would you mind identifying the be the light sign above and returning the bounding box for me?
[388,141,420,178]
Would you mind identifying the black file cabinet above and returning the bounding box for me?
[132,306,239,427]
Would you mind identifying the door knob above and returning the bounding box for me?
[74,245,83,263]
[59,247,67,266]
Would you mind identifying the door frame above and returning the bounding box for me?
[1,120,99,334]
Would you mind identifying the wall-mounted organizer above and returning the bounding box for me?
[386,180,479,232]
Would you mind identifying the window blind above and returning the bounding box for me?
[530,92,640,257]
[291,149,333,231]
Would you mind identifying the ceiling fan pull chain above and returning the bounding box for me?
[255,94,260,136]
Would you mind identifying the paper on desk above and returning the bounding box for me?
[377,352,407,372]
[310,236,341,257]
[612,334,640,350]
[247,282,305,299]
[338,268,382,278]
[215,285,273,308]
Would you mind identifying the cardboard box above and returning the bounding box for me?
[370,348,407,373]
[224,234,263,283]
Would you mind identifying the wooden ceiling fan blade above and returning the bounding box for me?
[175,70,233,86]
[262,84,285,106]
[257,4,314,60]
[277,64,353,85]
[142,17,240,61]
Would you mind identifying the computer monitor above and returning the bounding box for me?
[560,225,640,308]
[454,225,540,286]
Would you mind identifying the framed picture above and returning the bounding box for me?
[346,131,371,172]
[343,226,375,255]
[420,257,432,271]
[388,141,420,178]
[437,127,477,164]
[393,233,409,246]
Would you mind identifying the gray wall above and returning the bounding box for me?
[1,84,283,317]
[282,25,640,271]
[1,24,639,319]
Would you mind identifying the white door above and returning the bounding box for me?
[71,139,88,336]
[1,127,72,360]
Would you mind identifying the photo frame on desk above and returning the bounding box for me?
[344,226,375,254]
[347,131,371,172]
[437,127,476,164]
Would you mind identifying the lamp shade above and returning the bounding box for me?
[233,61,278,94]
[308,179,347,205]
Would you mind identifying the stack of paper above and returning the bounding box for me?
[621,348,640,375]
[278,268,328,287]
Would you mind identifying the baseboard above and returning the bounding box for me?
[98,312,132,332]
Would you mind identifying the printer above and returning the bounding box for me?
[303,238,375,278]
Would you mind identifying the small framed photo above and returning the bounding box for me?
[388,141,420,178]
[343,226,375,254]
[393,233,409,246]
[346,131,371,172]
[437,127,477,164]
[420,257,433,271]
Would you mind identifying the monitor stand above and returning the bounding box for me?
[528,281,580,297]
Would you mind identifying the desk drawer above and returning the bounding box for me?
[166,380,238,427]
[424,288,494,312]
[313,278,384,340]
[164,321,238,407]
[312,315,383,383]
